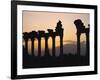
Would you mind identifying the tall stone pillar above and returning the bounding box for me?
[25,39,28,53]
[52,36,56,56]
[60,36,63,56]
[77,33,81,55]
[38,37,41,56]
[45,37,49,56]
[31,39,34,56]
[86,28,89,57]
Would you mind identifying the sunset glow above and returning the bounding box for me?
[23,11,89,55]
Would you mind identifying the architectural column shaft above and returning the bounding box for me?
[60,36,63,55]
[38,38,41,56]
[25,40,28,53]
[77,33,81,55]
[86,33,89,57]
[31,40,34,55]
[45,38,49,56]
[52,37,55,56]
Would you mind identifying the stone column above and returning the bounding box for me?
[38,37,41,56]
[86,28,89,57]
[25,39,28,53]
[77,32,81,55]
[52,36,56,56]
[31,39,34,56]
[60,36,63,56]
[45,37,49,56]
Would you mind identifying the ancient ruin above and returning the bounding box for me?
[23,19,90,57]
[23,20,64,56]
[74,19,90,56]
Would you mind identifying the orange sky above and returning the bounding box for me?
[22,11,89,55]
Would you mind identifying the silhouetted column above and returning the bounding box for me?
[86,28,89,57]
[52,36,56,56]
[31,39,34,56]
[60,36,63,56]
[25,39,28,53]
[38,37,41,56]
[45,37,49,56]
[77,33,81,55]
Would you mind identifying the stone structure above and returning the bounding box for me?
[23,20,64,56]
[74,19,90,56]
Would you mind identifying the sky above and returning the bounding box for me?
[22,11,90,56]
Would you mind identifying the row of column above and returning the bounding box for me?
[76,28,89,56]
[24,36,63,56]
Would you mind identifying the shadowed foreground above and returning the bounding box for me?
[23,47,89,69]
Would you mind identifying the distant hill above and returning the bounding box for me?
[62,41,86,56]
